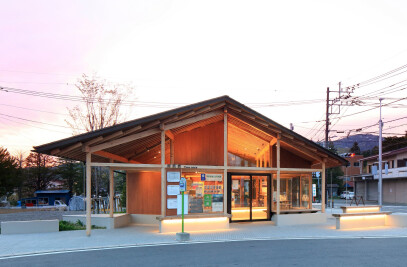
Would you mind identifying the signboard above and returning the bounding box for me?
[167,172,181,182]
[179,177,186,192]
[167,198,177,209]
[206,174,222,181]
[201,173,206,181]
[212,202,223,212]
[167,185,180,196]
[312,184,316,197]
[177,194,188,215]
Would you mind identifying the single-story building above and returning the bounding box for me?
[34,96,346,235]
[21,190,71,206]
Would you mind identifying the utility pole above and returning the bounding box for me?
[378,98,384,206]
[325,87,330,148]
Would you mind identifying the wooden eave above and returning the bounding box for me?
[33,95,346,168]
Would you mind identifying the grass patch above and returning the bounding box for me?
[59,220,106,231]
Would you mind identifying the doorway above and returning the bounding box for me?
[228,173,271,222]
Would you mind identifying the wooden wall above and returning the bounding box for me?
[174,121,224,166]
[271,146,312,168]
[127,171,161,215]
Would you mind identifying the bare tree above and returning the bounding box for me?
[65,73,133,134]
[65,74,134,196]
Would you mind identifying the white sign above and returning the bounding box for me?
[167,198,177,209]
[167,185,180,196]
[212,202,223,212]
[167,172,181,182]
[312,184,316,197]
[177,194,189,215]
[232,180,239,190]
[206,174,223,181]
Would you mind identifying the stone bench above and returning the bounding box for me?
[1,220,59,235]
[333,212,392,229]
[340,205,381,214]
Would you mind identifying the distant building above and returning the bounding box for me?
[352,147,407,204]
[21,190,71,206]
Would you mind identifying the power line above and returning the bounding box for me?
[0,112,83,130]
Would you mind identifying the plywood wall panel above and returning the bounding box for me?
[127,171,161,215]
[174,121,224,166]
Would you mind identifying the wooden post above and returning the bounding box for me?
[86,152,92,236]
[321,160,326,213]
[170,139,174,164]
[276,134,281,215]
[109,163,114,218]
[161,129,166,217]
[223,110,228,214]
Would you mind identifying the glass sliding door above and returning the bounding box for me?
[230,174,270,221]
[251,176,269,220]
[231,175,251,221]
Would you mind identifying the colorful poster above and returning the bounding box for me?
[204,194,212,207]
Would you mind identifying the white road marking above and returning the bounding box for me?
[2,235,407,260]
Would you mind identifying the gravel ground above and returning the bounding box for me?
[0,210,85,222]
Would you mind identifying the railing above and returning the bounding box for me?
[371,166,407,179]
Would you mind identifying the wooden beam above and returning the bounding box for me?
[228,112,277,138]
[90,162,161,168]
[93,150,141,164]
[50,148,60,155]
[164,110,223,131]
[165,130,175,140]
[84,136,104,147]
[59,142,82,155]
[88,128,160,153]
[280,136,322,162]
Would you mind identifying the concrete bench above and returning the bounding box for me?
[1,220,59,235]
[333,212,392,229]
[340,205,381,214]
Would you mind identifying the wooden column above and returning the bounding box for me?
[161,129,166,216]
[109,163,114,218]
[170,139,174,164]
[276,134,281,215]
[86,152,92,236]
[223,110,228,214]
[321,160,326,213]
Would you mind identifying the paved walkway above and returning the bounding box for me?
[1,212,407,258]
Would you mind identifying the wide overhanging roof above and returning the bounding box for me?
[34,95,347,168]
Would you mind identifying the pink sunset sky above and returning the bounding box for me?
[1,0,407,156]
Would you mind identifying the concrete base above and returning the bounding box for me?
[129,214,159,225]
[176,232,190,241]
[63,213,130,229]
[272,213,327,226]
[159,217,229,233]
[335,215,387,229]
[386,214,407,227]
[1,220,59,235]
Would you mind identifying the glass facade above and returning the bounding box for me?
[182,172,224,214]
[272,174,312,211]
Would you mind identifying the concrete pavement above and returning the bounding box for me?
[1,211,407,258]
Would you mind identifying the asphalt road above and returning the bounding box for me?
[2,237,407,267]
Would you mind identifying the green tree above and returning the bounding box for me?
[56,159,84,195]
[350,142,361,154]
[0,147,18,197]
[382,136,407,152]
[25,152,57,192]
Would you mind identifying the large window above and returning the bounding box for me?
[272,174,312,211]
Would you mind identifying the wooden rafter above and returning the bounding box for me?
[93,150,141,164]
